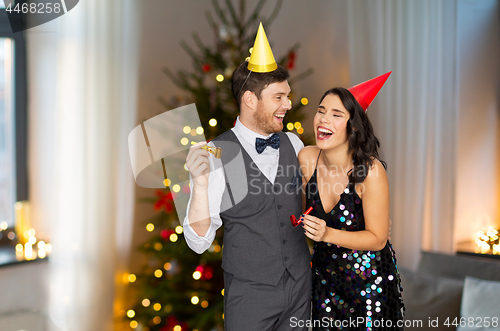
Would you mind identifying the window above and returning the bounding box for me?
[0,4,27,230]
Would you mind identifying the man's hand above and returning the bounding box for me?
[186,142,210,188]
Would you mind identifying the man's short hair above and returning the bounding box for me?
[231,62,290,108]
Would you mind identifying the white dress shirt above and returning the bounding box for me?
[183,117,304,254]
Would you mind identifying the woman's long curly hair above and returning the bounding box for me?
[319,87,387,184]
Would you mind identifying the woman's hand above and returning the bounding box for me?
[301,214,328,242]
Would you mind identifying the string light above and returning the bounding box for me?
[163,179,171,187]
[172,185,181,193]
[180,137,189,145]
[297,127,304,135]
[286,123,294,130]
[191,296,199,305]
[170,233,178,242]
[301,97,309,105]
[173,326,182,331]
[153,317,161,324]
[154,269,163,278]
[164,262,172,270]
[130,321,138,329]
[128,274,137,283]
[154,243,162,251]
[142,299,150,307]
[475,226,499,254]
[294,122,301,129]
[221,289,224,296]
[216,74,224,82]
[196,126,204,135]
[201,301,209,308]
[209,118,217,127]
[153,303,161,311]
[175,226,183,234]
[126,310,135,318]
[213,245,221,253]
[183,126,191,134]
[0,222,7,230]
[146,223,154,232]
[24,242,34,260]
[193,271,202,280]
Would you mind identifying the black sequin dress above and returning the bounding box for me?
[306,163,405,330]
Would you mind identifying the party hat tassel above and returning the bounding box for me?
[348,71,392,112]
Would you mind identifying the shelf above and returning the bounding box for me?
[455,241,500,261]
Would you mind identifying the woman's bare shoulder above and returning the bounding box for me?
[298,146,320,179]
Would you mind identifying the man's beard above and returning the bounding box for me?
[252,102,283,135]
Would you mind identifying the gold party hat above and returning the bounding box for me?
[247,23,278,73]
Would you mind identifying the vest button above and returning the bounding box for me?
[283,239,287,244]
[277,204,283,209]
[280,222,285,227]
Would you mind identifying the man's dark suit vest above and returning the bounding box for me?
[212,130,311,286]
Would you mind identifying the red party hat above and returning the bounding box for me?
[348,71,392,112]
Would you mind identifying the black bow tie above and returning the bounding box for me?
[255,133,280,154]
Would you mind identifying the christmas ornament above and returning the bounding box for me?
[247,23,277,73]
[202,63,211,72]
[154,190,174,212]
[286,51,296,70]
[348,71,392,112]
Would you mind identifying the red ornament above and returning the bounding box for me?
[154,190,174,212]
[202,63,211,72]
[286,51,296,70]
[204,266,214,280]
[160,315,188,331]
[161,229,176,240]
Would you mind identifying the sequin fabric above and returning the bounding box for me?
[306,169,405,330]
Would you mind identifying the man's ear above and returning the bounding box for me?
[242,90,257,109]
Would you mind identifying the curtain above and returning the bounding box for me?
[347,0,458,268]
[27,0,140,329]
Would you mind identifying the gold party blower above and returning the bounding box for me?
[201,145,222,159]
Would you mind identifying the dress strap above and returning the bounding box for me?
[315,149,322,171]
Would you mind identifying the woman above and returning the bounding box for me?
[298,75,404,330]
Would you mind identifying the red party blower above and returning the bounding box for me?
[290,206,313,227]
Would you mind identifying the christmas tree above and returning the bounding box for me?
[126,1,312,330]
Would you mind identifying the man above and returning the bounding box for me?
[183,23,311,330]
